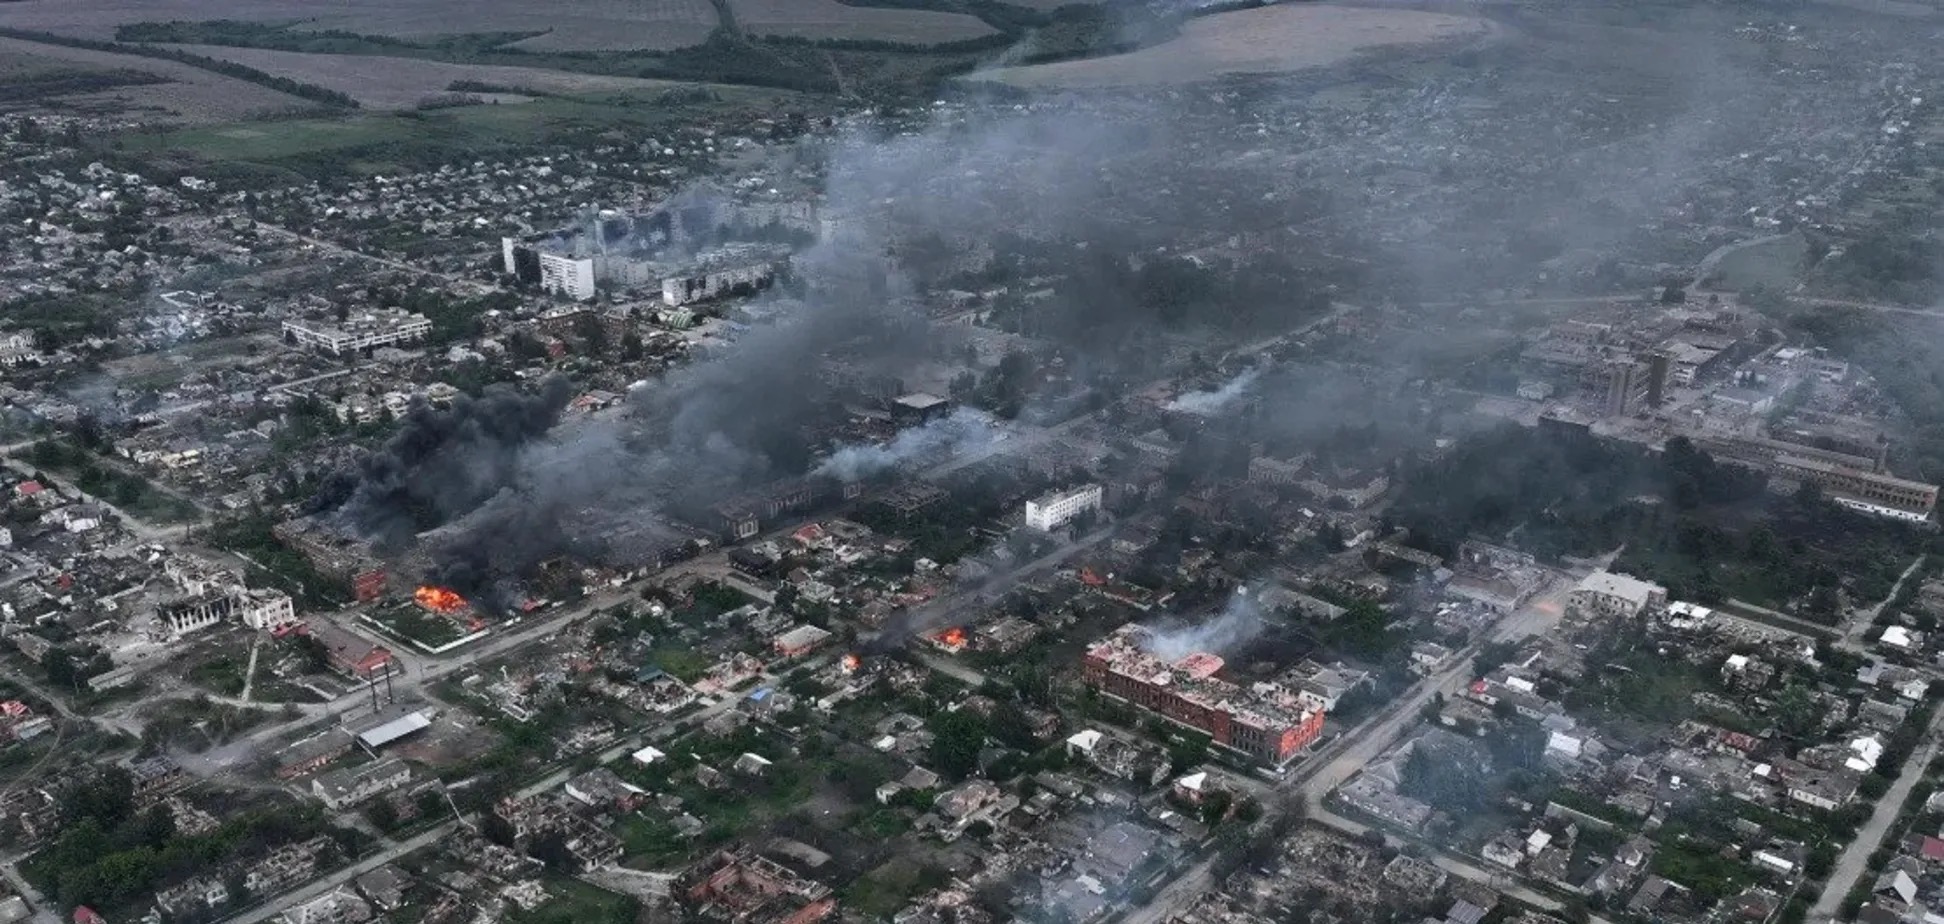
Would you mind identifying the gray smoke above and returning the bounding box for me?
[1141,587,1265,662]
[1166,367,1262,415]
[815,408,998,481]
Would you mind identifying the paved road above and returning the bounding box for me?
[1121,575,1574,924]
[224,823,457,924]
[1840,555,1929,650]
[0,858,59,924]
[1810,706,1944,922]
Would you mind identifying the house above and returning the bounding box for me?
[129,756,185,798]
[1881,626,1921,651]
[155,877,231,916]
[772,624,832,658]
[279,888,373,924]
[1483,832,1525,869]
[354,866,410,912]
[564,768,646,811]
[936,780,1002,822]
[733,753,774,776]
[1172,771,1215,806]
[1785,765,1861,811]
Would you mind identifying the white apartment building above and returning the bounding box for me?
[539,252,597,301]
[282,310,432,356]
[1025,483,1104,532]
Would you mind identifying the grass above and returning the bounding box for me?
[613,814,694,869]
[364,605,472,650]
[647,647,712,684]
[845,856,945,919]
[511,878,638,924]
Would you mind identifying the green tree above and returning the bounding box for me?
[928,709,988,780]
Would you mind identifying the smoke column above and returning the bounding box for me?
[1166,367,1262,415]
[814,409,997,482]
[313,375,575,548]
[1141,587,1264,661]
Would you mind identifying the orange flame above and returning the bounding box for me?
[937,627,967,649]
[842,653,861,672]
[414,586,467,613]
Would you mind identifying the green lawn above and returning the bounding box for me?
[364,606,471,649]
[511,878,637,924]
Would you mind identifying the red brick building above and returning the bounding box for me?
[1082,624,1324,765]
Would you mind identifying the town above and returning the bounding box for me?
[0,0,1943,923]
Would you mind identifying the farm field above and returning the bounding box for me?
[727,0,998,43]
[0,35,322,121]
[114,85,793,177]
[0,0,720,51]
[162,44,702,109]
[973,3,1493,89]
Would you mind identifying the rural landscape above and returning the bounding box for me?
[2,0,1944,923]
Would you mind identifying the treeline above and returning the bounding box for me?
[117,20,541,58]
[0,27,358,108]
[1391,425,1930,611]
[0,69,169,103]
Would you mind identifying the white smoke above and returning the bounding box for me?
[1141,587,1265,662]
[1165,367,1262,415]
[814,408,997,482]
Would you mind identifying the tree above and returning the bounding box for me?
[42,647,80,690]
[1199,789,1234,825]
[1168,734,1210,775]
[928,709,988,780]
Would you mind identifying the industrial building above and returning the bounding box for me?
[310,757,412,810]
[1025,483,1104,532]
[1081,624,1325,765]
[273,518,389,602]
[1771,454,1938,521]
[281,310,432,356]
[1688,434,1937,521]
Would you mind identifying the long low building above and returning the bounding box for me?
[1771,454,1938,520]
[1081,624,1324,766]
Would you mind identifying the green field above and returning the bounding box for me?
[113,87,791,178]
[512,878,638,924]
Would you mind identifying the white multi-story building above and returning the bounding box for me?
[161,592,236,638]
[1025,484,1103,532]
[241,589,297,631]
[282,310,432,356]
[1566,571,1667,620]
[538,252,597,301]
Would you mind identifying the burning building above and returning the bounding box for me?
[1081,624,1324,766]
[931,627,968,653]
[414,586,468,614]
